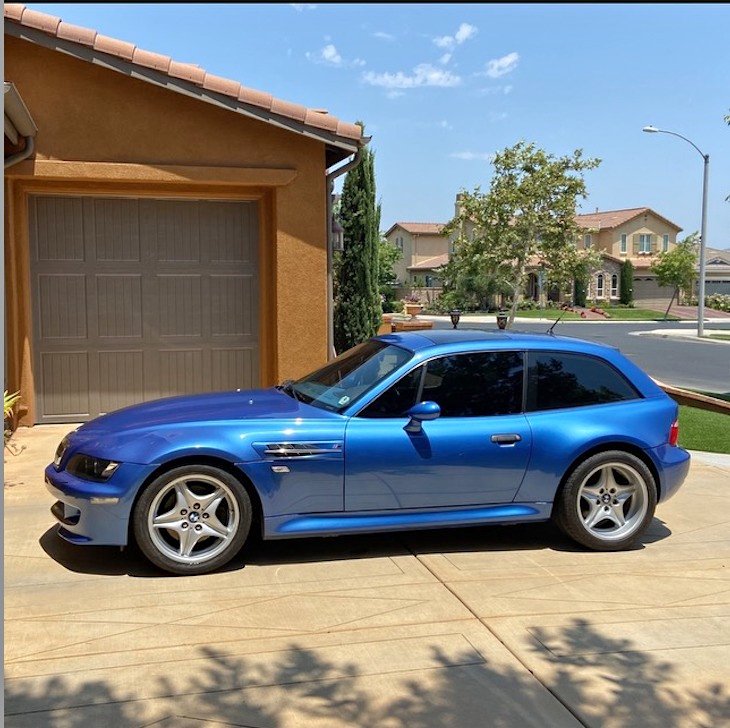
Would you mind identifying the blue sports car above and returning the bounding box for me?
[46,330,690,575]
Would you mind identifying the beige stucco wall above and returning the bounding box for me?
[583,213,680,261]
[412,233,450,263]
[4,35,331,424]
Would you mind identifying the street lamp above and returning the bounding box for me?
[642,125,710,337]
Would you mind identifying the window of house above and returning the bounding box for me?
[596,274,604,298]
[639,234,652,253]
[420,351,524,417]
[526,351,641,412]
[663,234,669,251]
[425,275,433,287]
[584,234,592,249]
[611,274,618,297]
[620,234,627,254]
[395,236,404,251]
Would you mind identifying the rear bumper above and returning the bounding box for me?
[649,445,691,503]
[45,463,153,546]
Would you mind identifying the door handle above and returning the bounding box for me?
[490,433,522,445]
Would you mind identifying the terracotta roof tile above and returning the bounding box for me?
[19,7,61,34]
[394,222,446,235]
[3,3,364,146]
[576,207,682,231]
[408,253,450,271]
[237,86,274,110]
[131,48,172,73]
[168,60,206,85]
[93,33,135,60]
[56,21,96,47]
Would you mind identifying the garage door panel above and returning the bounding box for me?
[210,348,257,391]
[30,195,259,424]
[38,274,87,339]
[32,196,85,262]
[211,275,255,337]
[93,198,141,262]
[98,351,145,414]
[156,275,203,338]
[96,275,143,339]
[40,352,90,419]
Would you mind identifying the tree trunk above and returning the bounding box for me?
[664,287,677,320]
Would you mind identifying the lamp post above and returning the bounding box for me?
[642,125,709,337]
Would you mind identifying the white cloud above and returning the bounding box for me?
[290,3,316,11]
[489,111,508,122]
[450,151,494,161]
[503,84,513,94]
[476,84,514,96]
[373,31,395,41]
[362,63,461,90]
[433,22,478,50]
[306,44,365,68]
[386,90,405,99]
[455,22,478,44]
[485,52,519,78]
[439,52,452,65]
[439,119,453,130]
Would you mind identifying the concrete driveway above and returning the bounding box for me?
[4,425,730,727]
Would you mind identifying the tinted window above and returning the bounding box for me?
[421,351,524,417]
[359,365,423,418]
[527,351,640,411]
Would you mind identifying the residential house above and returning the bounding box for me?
[4,5,365,425]
[383,222,449,301]
[703,247,730,296]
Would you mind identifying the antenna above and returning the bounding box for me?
[547,310,567,336]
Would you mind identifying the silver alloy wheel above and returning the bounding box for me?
[576,462,649,541]
[147,473,240,564]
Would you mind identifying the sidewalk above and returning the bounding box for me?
[4,427,729,726]
[633,328,730,345]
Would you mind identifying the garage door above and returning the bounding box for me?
[632,276,674,310]
[29,195,259,424]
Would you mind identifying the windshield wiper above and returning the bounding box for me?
[276,379,301,402]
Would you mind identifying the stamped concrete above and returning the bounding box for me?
[4,426,730,727]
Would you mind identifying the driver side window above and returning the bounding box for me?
[359,365,423,418]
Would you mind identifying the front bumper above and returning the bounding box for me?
[649,445,691,503]
[45,462,155,546]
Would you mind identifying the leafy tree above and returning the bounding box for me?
[444,142,601,327]
[334,134,381,353]
[619,259,634,305]
[378,236,401,313]
[650,232,699,318]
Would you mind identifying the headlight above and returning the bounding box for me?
[53,437,70,469]
[66,454,120,481]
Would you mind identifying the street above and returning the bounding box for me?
[431,319,730,394]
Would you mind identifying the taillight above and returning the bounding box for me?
[669,419,679,447]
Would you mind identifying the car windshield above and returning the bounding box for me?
[284,340,413,413]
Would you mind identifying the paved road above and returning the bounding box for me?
[432,319,730,394]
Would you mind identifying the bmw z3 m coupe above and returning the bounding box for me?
[46,330,690,575]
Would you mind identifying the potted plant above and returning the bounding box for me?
[402,291,423,318]
[496,309,509,330]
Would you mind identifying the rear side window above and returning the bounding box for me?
[527,351,640,411]
[422,351,524,417]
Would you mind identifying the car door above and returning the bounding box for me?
[344,350,532,511]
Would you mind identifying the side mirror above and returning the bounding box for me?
[404,401,440,433]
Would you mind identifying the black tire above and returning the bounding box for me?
[132,464,252,575]
[553,450,657,551]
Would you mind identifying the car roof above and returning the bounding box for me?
[376,328,618,354]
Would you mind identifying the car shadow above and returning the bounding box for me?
[39,516,673,578]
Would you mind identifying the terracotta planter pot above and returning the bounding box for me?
[404,303,423,318]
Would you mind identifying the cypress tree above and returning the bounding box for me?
[620,259,634,305]
[334,136,381,353]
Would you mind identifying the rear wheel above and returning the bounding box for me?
[133,465,252,575]
[554,450,657,551]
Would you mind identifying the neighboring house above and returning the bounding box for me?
[573,207,682,308]
[383,222,448,295]
[385,201,684,308]
[4,4,365,425]
[702,247,730,296]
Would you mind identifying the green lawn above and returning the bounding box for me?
[678,406,730,454]
[512,307,678,321]
[706,334,730,342]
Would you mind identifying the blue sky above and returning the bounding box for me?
[28,3,730,246]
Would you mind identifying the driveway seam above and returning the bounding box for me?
[402,540,589,728]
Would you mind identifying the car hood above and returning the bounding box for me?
[78,388,336,434]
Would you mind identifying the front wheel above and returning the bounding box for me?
[554,451,657,551]
[132,465,252,575]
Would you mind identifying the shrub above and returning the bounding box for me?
[706,293,730,312]
[619,260,634,305]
